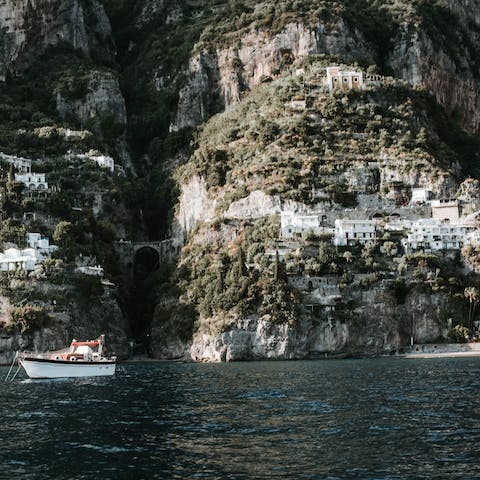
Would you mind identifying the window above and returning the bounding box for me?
[343,78,348,83]
[354,77,358,83]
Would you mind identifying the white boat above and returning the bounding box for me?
[17,335,117,379]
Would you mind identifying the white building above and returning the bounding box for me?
[27,233,58,258]
[71,151,115,172]
[15,172,48,191]
[325,67,364,92]
[281,212,331,238]
[465,230,480,247]
[90,154,114,172]
[410,188,432,205]
[334,219,376,246]
[0,248,37,272]
[431,199,460,223]
[401,219,473,253]
[0,152,32,173]
[76,265,104,277]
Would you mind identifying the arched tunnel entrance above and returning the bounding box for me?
[127,247,160,355]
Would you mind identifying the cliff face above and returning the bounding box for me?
[167,1,480,135]
[171,20,375,132]
[0,0,114,80]
[150,0,480,362]
[0,0,479,363]
[389,24,480,134]
[166,288,454,362]
[55,70,127,129]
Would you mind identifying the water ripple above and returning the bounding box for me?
[1,358,480,479]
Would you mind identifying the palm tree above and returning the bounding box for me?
[464,287,479,331]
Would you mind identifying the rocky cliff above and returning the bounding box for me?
[0,0,114,80]
[0,0,479,363]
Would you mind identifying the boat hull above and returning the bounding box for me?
[20,358,116,379]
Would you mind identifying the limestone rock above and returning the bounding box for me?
[55,70,127,132]
[170,21,374,132]
[0,0,114,80]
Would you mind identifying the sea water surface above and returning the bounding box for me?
[1,358,480,479]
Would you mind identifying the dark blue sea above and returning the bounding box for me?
[1,358,480,479]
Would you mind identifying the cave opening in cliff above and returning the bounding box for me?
[127,247,160,355]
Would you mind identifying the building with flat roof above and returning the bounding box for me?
[0,248,37,272]
[15,172,48,192]
[281,211,331,238]
[410,188,433,205]
[431,199,460,223]
[27,233,58,258]
[401,219,473,253]
[334,219,376,246]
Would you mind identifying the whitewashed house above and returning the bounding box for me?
[15,172,48,191]
[431,199,460,223]
[385,219,413,233]
[76,265,104,277]
[0,247,37,272]
[71,151,115,172]
[27,233,58,258]
[334,219,376,246]
[464,229,480,248]
[410,188,432,205]
[90,154,114,172]
[280,212,331,238]
[0,152,32,173]
[401,219,473,253]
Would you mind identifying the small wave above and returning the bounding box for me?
[238,390,287,400]
[68,442,145,454]
[368,424,402,432]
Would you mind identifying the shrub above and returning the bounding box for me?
[10,305,48,334]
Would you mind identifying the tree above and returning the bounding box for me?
[464,286,479,331]
[343,251,353,263]
[53,221,76,261]
[318,241,335,271]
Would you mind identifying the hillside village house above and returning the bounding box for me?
[75,265,104,277]
[27,233,58,258]
[15,172,48,192]
[69,151,115,172]
[410,188,433,205]
[0,233,57,272]
[401,219,474,253]
[0,152,32,173]
[431,199,460,223]
[466,230,480,247]
[280,211,330,238]
[334,219,376,246]
[325,67,364,92]
[0,248,37,272]
[92,155,114,172]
